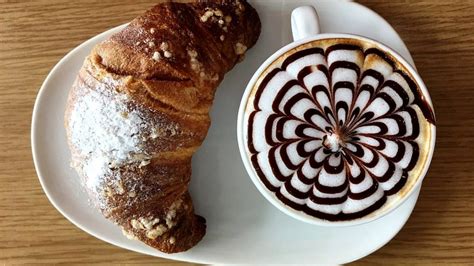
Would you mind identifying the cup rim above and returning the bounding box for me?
[237,33,436,227]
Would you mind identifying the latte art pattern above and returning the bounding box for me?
[247,41,435,221]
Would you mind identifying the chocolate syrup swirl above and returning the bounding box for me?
[247,41,435,221]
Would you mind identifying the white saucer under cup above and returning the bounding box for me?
[238,4,435,227]
[32,0,424,264]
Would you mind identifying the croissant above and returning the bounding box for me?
[64,0,260,253]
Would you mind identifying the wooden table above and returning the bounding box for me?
[1,0,473,264]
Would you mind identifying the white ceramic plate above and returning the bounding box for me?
[32,0,421,264]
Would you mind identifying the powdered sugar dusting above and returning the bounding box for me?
[67,72,191,214]
[69,83,148,191]
[82,155,110,190]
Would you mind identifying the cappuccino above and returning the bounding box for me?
[244,38,435,221]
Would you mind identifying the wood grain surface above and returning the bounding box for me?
[1,0,473,264]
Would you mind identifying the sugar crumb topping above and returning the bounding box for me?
[158,42,172,58]
[200,10,214,22]
[146,225,167,239]
[165,199,183,229]
[188,49,198,58]
[214,10,223,17]
[152,51,161,61]
[160,42,169,51]
[121,228,138,240]
[163,51,172,58]
[125,199,184,240]
[236,1,245,14]
[130,215,169,240]
[235,42,247,55]
[200,8,233,36]
[188,49,201,72]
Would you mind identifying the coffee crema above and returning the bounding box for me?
[245,38,435,221]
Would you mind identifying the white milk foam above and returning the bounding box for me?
[246,40,433,221]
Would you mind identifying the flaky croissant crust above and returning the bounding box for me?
[65,0,260,253]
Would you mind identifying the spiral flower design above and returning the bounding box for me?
[246,41,435,221]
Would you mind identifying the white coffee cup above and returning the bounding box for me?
[237,6,436,226]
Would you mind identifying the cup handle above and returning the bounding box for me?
[291,6,321,42]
